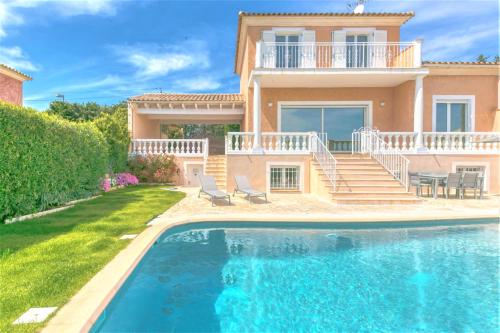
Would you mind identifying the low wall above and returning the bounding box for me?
[405,154,500,194]
[171,156,205,186]
[226,155,312,193]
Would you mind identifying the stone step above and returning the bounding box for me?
[335,160,379,165]
[336,169,392,175]
[336,179,404,185]
[331,191,413,198]
[335,184,405,192]
[336,164,385,170]
[334,197,422,205]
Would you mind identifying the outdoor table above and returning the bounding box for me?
[418,173,448,199]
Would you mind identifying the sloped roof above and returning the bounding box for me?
[129,93,245,103]
[0,64,32,81]
[423,61,499,65]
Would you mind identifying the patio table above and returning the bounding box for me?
[418,173,448,199]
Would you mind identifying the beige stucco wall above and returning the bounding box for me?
[226,155,312,193]
[241,75,499,134]
[170,156,205,186]
[406,154,500,194]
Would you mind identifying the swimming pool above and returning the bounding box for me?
[92,220,499,332]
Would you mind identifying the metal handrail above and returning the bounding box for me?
[312,133,337,192]
[352,128,410,191]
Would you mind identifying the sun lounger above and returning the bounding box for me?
[234,175,267,203]
[198,175,231,206]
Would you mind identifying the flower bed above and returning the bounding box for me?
[101,173,139,192]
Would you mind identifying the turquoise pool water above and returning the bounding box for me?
[93,220,499,332]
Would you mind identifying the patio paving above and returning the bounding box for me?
[151,187,500,226]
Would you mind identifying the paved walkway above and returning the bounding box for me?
[151,187,500,226]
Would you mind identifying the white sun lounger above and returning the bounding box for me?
[233,175,267,203]
[198,175,231,206]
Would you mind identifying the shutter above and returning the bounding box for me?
[333,30,347,68]
[261,30,275,68]
[300,30,316,68]
[372,30,387,68]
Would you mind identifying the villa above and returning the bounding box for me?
[128,11,500,203]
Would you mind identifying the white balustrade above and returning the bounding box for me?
[377,132,500,154]
[130,139,208,157]
[259,41,419,69]
[226,132,313,154]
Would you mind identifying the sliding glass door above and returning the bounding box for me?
[281,105,367,152]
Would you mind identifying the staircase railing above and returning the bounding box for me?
[352,128,410,191]
[312,133,337,192]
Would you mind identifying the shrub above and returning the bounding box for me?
[93,106,130,173]
[0,102,108,221]
[128,155,177,183]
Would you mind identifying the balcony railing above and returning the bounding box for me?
[130,139,209,157]
[226,132,315,154]
[257,41,420,69]
[379,132,500,154]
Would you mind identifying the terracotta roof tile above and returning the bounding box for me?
[239,11,415,18]
[0,64,32,80]
[423,61,499,65]
[129,93,245,103]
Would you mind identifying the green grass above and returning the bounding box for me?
[0,185,185,333]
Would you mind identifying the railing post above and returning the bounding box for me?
[413,39,423,68]
[204,138,209,159]
[255,41,262,69]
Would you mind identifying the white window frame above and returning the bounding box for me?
[277,101,373,132]
[266,161,304,193]
[432,95,475,132]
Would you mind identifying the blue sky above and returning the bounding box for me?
[1,0,498,110]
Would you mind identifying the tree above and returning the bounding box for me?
[92,104,130,172]
[476,54,489,62]
[46,101,120,121]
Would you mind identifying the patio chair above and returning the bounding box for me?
[409,172,432,197]
[198,175,231,206]
[441,173,463,199]
[461,173,479,199]
[233,176,267,203]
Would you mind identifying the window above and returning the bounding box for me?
[346,34,368,68]
[270,166,300,190]
[433,96,475,132]
[275,35,299,68]
[280,105,367,152]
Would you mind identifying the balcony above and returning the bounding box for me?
[258,41,421,69]
[252,41,428,88]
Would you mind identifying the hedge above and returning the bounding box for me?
[0,102,109,222]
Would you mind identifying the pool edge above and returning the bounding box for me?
[42,213,500,333]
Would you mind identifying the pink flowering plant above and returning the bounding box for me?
[101,172,139,192]
[115,172,139,186]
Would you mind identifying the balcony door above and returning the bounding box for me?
[280,105,367,152]
[346,35,369,68]
[275,35,299,68]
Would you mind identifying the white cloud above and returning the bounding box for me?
[0,46,38,71]
[114,42,211,79]
[423,22,499,60]
[175,77,221,91]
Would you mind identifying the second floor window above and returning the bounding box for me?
[346,34,369,68]
[436,102,469,132]
[275,35,299,68]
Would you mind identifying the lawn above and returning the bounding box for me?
[0,185,185,333]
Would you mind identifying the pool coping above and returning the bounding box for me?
[42,212,499,333]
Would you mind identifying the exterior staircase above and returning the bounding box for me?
[205,155,227,190]
[313,154,420,205]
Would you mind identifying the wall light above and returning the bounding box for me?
[267,100,273,108]
[380,101,386,107]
